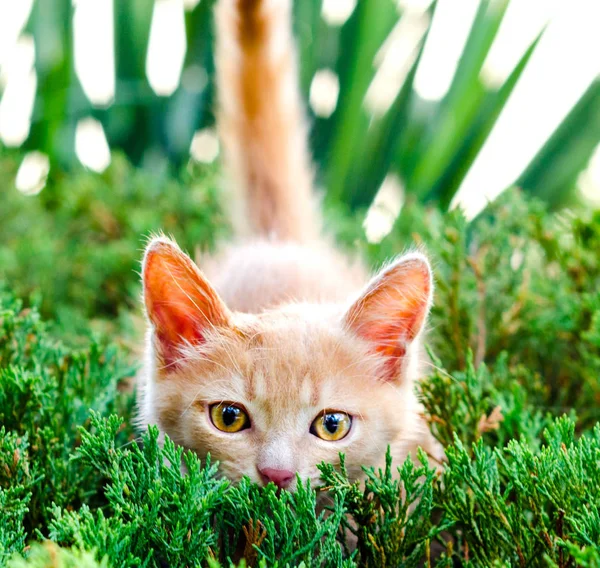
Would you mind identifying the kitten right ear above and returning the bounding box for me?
[142,237,232,368]
[344,253,433,380]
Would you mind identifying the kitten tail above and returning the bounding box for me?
[215,0,318,242]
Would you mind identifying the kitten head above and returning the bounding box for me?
[140,237,433,490]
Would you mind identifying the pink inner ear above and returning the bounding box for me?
[345,256,432,378]
[143,239,231,367]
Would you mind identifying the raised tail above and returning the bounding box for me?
[214,0,318,242]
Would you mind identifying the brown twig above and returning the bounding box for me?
[242,518,267,567]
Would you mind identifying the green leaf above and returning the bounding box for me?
[324,0,399,204]
[429,28,544,208]
[341,1,437,210]
[407,0,511,199]
[517,78,600,208]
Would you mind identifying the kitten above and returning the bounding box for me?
[137,0,442,491]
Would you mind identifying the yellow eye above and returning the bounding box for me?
[310,411,352,441]
[209,403,250,433]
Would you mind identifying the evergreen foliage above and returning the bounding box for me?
[0,154,225,340]
[6,543,106,568]
[1,163,600,566]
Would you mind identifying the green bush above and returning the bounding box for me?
[0,153,225,342]
[2,294,600,566]
[2,159,600,566]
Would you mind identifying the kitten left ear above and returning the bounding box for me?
[142,237,232,367]
[344,253,433,376]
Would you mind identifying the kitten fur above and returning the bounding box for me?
[138,0,443,490]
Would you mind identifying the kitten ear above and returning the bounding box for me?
[344,253,433,378]
[142,237,232,367]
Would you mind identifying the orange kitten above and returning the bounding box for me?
[137,0,442,490]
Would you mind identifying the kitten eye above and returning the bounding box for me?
[209,403,250,433]
[310,411,352,441]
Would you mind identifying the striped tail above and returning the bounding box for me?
[214,0,318,242]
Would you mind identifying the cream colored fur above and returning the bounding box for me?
[137,0,442,490]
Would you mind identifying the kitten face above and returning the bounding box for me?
[150,309,420,488]
[140,237,433,489]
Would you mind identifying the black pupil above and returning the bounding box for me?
[222,406,239,426]
[323,414,340,434]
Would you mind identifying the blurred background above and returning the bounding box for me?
[0,0,599,337]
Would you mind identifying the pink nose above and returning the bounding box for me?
[259,468,295,489]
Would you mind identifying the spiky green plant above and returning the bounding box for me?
[1,0,597,210]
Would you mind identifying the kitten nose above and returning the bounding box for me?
[259,467,295,489]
